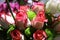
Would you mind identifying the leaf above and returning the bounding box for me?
[25,27,31,37]
[7,24,15,34]
[47,37,53,40]
[25,26,36,37]
[45,13,52,26]
[27,10,36,21]
[45,29,53,37]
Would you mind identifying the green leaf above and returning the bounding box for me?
[27,10,36,21]
[25,26,36,37]
[7,24,15,34]
[45,13,52,26]
[45,29,54,37]
[45,28,55,40]
[47,37,53,40]
[25,27,31,37]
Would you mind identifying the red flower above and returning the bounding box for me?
[33,30,47,40]
[31,11,46,29]
[36,11,46,22]
[10,29,21,40]
[31,2,46,29]
[15,11,28,30]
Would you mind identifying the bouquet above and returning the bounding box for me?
[0,0,60,40]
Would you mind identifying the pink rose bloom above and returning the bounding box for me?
[15,10,28,30]
[31,11,46,29]
[33,30,47,40]
[10,29,21,40]
[32,2,44,13]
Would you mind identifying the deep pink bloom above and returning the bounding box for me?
[10,29,21,40]
[36,11,46,22]
[31,2,46,29]
[15,10,28,30]
[31,11,46,29]
[33,30,47,40]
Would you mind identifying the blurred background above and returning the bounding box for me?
[0,0,5,4]
[0,0,48,4]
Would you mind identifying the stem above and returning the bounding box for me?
[6,0,15,20]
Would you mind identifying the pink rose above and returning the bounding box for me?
[31,11,46,29]
[10,29,21,40]
[20,5,29,12]
[33,30,47,40]
[15,11,28,30]
[32,2,44,13]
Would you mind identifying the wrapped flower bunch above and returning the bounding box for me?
[0,0,60,40]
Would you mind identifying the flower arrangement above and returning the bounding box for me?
[0,0,60,40]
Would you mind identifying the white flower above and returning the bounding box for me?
[46,0,60,17]
[0,12,16,26]
[5,12,16,25]
[0,12,16,29]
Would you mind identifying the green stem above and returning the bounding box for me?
[6,0,15,20]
